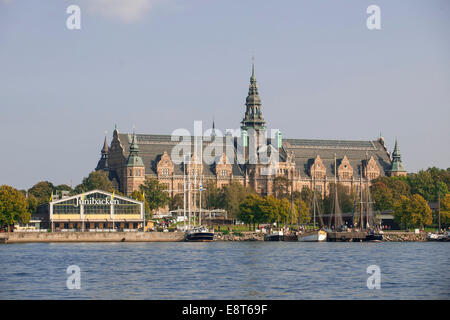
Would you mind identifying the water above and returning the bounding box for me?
[0,242,449,299]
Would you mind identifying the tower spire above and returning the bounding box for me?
[95,132,109,171]
[241,57,266,131]
[390,138,406,176]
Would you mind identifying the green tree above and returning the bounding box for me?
[139,177,170,214]
[169,193,184,210]
[131,190,151,220]
[238,193,263,230]
[204,180,221,209]
[26,195,39,215]
[77,171,113,192]
[371,181,394,211]
[323,183,354,215]
[0,185,31,231]
[259,195,281,224]
[393,194,433,230]
[28,181,54,205]
[296,199,311,225]
[54,184,73,196]
[220,182,253,220]
[439,193,450,226]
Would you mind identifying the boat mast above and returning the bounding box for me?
[313,173,316,229]
[199,135,203,227]
[360,166,363,232]
[334,153,337,229]
[365,153,369,229]
[183,156,186,230]
[193,172,197,226]
[188,156,191,229]
[438,189,441,232]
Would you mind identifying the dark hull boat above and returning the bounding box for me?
[363,231,383,242]
[264,231,297,241]
[185,226,214,242]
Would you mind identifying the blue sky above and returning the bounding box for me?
[0,0,449,190]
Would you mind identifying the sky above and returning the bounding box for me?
[0,0,449,190]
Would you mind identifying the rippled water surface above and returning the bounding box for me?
[0,242,449,299]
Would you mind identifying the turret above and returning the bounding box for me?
[95,135,109,171]
[389,139,407,177]
[124,131,145,195]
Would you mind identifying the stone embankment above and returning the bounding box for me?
[213,231,428,242]
[381,231,427,242]
[215,232,264,241]
[3,231,185,243]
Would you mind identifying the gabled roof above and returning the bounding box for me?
[50,189,143,205]
[114,133,392,179]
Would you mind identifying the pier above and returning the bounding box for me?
[326,231,366,242]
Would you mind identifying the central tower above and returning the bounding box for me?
[241,58,266,132]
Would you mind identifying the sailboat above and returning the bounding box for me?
[298,186,326,242]
[184,139,214,242]
[427,190,449,241]
[361,156,383,242]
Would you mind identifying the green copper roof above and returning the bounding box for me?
[126,133,144,167]
[390,139,405,172]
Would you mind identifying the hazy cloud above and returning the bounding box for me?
[83,0,160,23]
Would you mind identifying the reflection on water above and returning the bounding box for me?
[0,242,449,299]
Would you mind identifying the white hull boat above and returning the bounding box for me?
[298,230,327,242]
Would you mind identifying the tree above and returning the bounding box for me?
[220,182,253,220]
[238,193,263,230]
[77,171,113,192]
[204,180,221,209]
[54,184,73,196]
[131,190,151,220]
[169,194,184,210]
[27,195,39,216]
[0,185,31,231]
[28,181,54,205]
[370,176,411,210]
[371,181,394,211]
[393,194,432,230]
[296,199,311,225]
[407,170,436,202]
[139,177,170,214]
[259,195,281,224]
[273,176,290,199]
[323,183,354,215]
[439,193,450,227]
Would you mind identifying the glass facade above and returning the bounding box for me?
[53,198,80,215]
[114,198,140,215]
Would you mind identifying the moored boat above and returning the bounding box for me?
[426,232,448,242]
[264,230,283,241]
[185,226,214,242]
[363,229,383,242]
[298,230,327,242]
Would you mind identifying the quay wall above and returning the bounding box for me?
[382,231,427,242]
[3,231,185,243]
[215,231,428,242]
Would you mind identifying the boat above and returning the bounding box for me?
[426,232,448,242]
[364,229,383,242]
[299,182,327,242]
[264,230,284,241]
[298,229,327,242]
[427,192,449,241]
[185,226,215,242]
